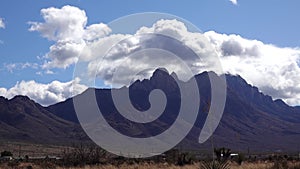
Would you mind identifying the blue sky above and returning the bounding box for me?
[1,0,300,106]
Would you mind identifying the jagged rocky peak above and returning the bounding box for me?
[151,68,170,78]
[10,95,32,102]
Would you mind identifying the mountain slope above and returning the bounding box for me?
[47,69,300,152]
[0,96,86,144]
[210,74,300,152]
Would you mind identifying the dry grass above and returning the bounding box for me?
[57,163,198,169]
[231,161,300,169]
[0,162,199,169]
[0,161,300,169]
[231,162,272,169]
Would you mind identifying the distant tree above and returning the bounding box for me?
[214,148,222,161]
[25,155,29,162]
[1,150,13,157]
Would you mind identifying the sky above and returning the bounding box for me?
[1,0,300,106]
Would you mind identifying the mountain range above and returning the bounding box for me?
[0,95,87,144]
[1,69,300,153]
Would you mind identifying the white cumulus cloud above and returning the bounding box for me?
[85,19,220,86]
[204,31,300,106]
[0,78,87,106]
[229,0,238,5]
[0,18,5,29]
[29,5,111,69]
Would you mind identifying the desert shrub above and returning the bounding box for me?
[200,160,230,169]
[234,153,245,165]
[270,156,288,169]
[199,147,232,169]
[163,149,195,166]
[61,144,107,167]
[177,152,195,166]
[214,148,231,162]
[7,160,20,168]
[165,149,179,164]
[290,163,300,169]
[109,155,126,166]
[26,165,33,169]
[37,161,56,169]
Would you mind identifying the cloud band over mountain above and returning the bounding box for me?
[0,78,87,106]
[1,6,300,106]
